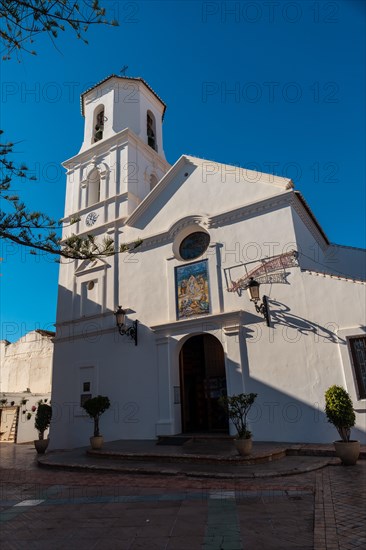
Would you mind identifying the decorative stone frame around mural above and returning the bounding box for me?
[175,259,210,320]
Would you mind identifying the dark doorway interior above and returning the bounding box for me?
[179,334,229,433]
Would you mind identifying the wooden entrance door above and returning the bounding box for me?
[179,334,228,433]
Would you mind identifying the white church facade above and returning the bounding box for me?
[50,75,366,450]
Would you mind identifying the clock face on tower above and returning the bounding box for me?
[85,212,99,226]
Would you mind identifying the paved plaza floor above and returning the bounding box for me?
[0,442,365,549]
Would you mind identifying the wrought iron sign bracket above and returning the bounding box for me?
[254,295,270,327]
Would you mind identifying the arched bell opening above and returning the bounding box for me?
[147,110,157,151]
[93,105,105,143]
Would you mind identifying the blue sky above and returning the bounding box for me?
[1,0,365,342]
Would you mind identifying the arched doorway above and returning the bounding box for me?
[179,334,229,433]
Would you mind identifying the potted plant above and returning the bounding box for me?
[325,385,360,465]
[81,395,110,450]
[220,392,257,456]
[34,402,52,454]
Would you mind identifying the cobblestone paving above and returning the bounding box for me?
[0,444,365,549]
[314,464,366,550]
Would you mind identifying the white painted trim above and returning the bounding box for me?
[337,326,366,408]
[301,270,366,284]
[151,310,245,335]
[133,194,293,252]
[62,127,170,171]
[126,156,293,227]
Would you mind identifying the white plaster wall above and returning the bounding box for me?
[0,331,53,394]
[15,393,51,443]
[50,330,159,450]
[238,269,366,443]
[121,206,297,329]
[125,139,169,207]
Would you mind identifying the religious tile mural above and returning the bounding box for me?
[175,260,210,320]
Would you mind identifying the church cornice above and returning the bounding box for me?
[301,269,366,284]
[208,192,292,228]
[291,191,329,249]
[61,192,129,224]
[126,188,335,259]
[132,193,293,252]
[150,310,246,335]
[62,127,170,172]
[53,310,247,343]
[62,128,129,169]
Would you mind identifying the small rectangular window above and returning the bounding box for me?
[78,366,95,413]
[349,336,366,399]
[174,386,180,405]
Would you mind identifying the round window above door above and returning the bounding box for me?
[179,231,210,261]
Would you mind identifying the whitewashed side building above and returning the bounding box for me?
[0,330,53,443]
[50,75,366,450]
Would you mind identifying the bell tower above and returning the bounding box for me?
[62,75,170,227]
[56,75,170,325]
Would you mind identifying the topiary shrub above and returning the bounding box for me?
[34,403,52,440]
[81,395,110,437]
[325,385,356,442]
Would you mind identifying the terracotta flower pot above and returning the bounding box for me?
[90,436,103,450]
[34,439,49,454]
[333,440,360,466]
[234,438,252,456]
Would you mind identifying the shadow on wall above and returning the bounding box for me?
[226,301,364,443]
[226,352,365,444]
[269,300,343,343]
[54,280,143,341]
[254,379,364,445]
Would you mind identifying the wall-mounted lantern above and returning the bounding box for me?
[114,306,138,345]
[247,278,270,327]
